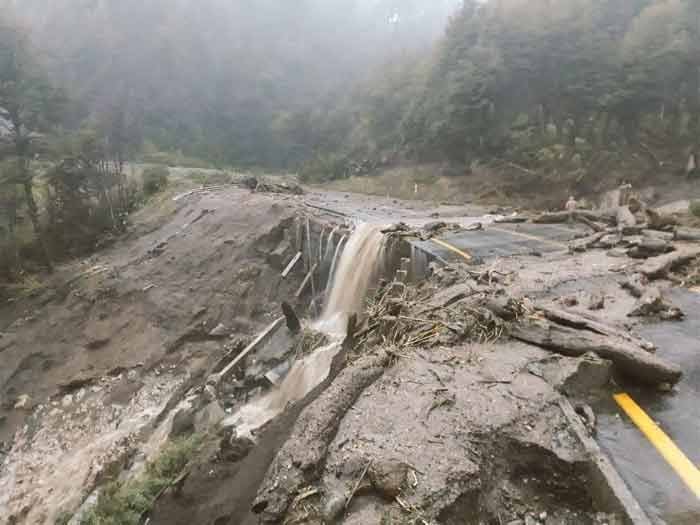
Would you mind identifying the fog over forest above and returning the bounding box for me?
[1,0,699,274]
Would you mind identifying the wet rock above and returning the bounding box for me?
[267,239,292,269]
[14,394,33,411]
[369,459,409,500]
[575,404,596,433]
[85,338,110,351]
[194,401,226,432]
[562,296,578,307]
[322,493,346,522]
[171,406,196,437]
[524,515,539,525]
[209,323,229,337]
[203,384,217,402]
[588,294,605,311]
[219,430,255,462]
[61,394,73,408]
[192,306,207,318]
[536,353,612,398]
[127,369,139,382]
[607,248,628,258]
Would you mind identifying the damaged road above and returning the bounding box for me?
[2,184,699,525]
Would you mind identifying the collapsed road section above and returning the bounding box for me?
[2,185,697,525]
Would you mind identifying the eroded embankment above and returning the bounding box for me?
[0,184,354,524]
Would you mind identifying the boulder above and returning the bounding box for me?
[14,394,33,411]
[194,401,226,433]
[369,459,409,500]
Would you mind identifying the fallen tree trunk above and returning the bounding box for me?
[511,317,681,385]
[645,209,678,230]
[576,215,607,232]
[533,210,616,225]
[627,237,672,259]
[537,305,656,352]
[639,246,700,279]
[569,232,606,252]
[252,351,390,522]
[674,227,700,242]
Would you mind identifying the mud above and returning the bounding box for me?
[4,182,694,524]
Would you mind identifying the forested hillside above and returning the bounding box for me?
[4,0,459,167]
[0,0,699,277]
[305,0,700,184]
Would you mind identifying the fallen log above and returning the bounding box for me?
[533,210,616,225]
[511,317,681,385]
[569,232,606,252]
[674,227,700,242]
[537,305,655,352]
[576,215,607,232]
[627,238,672,259]
[639,246,700,279]
[208,317,284,386]
[645,209,678,231]
[252,351,390,522]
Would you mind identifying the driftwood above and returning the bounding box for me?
[645,209,678,231]
[533,210,616,225]
[627,238,672,259]
[511,317,681,385]
[295,263,318,298]
[639,246,700,279]
[576,215,606,232]
[537,305,655,352]
[281,252,302,278]
[569,232,606,252]
[208,317,284,386]
[252,351,390,522]
[674,227,700,242]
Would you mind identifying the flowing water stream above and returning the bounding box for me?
[224,222,387,437]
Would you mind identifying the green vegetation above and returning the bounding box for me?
[142,166,170,196]
[186,170,232,187]
[80,435,203,525]
[690,201,700,218]
[2,0,700,279]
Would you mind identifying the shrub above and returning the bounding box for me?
[80,435,203,525]
[690,201,700,218]
[142,166,170,196]
[187,170,232,187]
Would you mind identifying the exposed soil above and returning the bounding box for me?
[3,179,697,524]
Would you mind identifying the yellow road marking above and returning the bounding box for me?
[431,238,473,262]
[614,393,700,499]
[489,226,568,249]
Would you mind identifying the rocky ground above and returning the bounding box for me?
[1,177,697,524]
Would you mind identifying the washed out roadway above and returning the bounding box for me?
[313,193,700,523]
